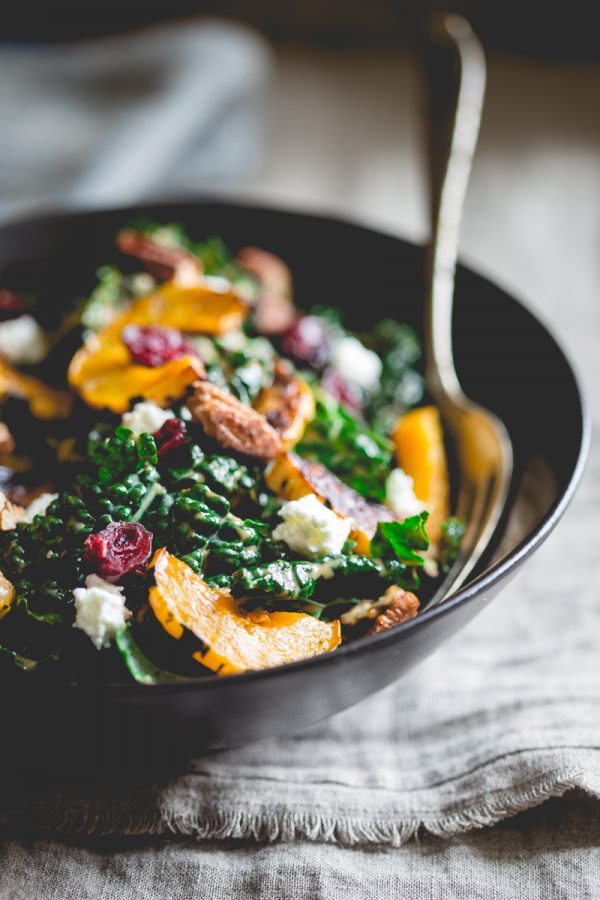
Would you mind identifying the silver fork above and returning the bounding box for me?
[422,14,513,603]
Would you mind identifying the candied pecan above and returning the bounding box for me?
[0,491,26,531]
[367,586,420,635]
[187,381,283,459]
[117,229,203,284]
[0,422,15,455]
[236,247,296,335]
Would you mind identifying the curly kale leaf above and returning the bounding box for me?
[298,394,393,501]
[231,561,318,602]
[80,265,154,331]
[115,625,188,685]
[371,513,430,567]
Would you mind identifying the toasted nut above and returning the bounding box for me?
[0,490,26,531]
[253,361,315,450]
[237,247,296,335]
[367,586,420,634]
[188,382,283,460]
[117,229,204,284]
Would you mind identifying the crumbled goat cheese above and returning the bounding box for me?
[386,468,426,521]
[24,492,59,523]
[121,401,174,435]
[273,493,351,559]
[0,315,48,365]
[330,335,382,392]
[73,575,130,650]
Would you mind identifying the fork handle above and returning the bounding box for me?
[422,15,487,408]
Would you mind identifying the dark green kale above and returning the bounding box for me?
[439,517,466,574]
[370,512,430,567]
[115,625,188,685]
[232,561,318,603]
[363,318,425,435]
[298,393,393,501]
[80,265,154,331]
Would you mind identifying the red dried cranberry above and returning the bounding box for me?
[121,325,197,368]
[0,289,27,321]
[152,418,189,457]
[281,316,331,368]
[321,367,364,416]
[83,522,153,582]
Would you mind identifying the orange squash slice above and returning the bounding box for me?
[253,364,315,450]
[0,359,73,420]
[68,280,249,413]
[392,405,449,543]
[0,569,15,621]
[148,548,341,675]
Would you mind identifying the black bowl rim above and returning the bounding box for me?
[0,198,591,695]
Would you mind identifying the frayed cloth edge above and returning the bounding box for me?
[2,768,599,847]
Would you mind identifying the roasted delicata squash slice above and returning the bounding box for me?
[392,405,449,543]
[266,452,394,554]
[0,359,73,420]
[253,362,315,450]
[148,548,341,675]
[118,281,248,335]
[70,341,204,414]
[69,280,249,412]
[0,568,15,621]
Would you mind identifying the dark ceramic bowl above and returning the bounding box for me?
[0,201,588,773]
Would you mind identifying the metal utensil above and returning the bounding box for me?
[423,14,513,603]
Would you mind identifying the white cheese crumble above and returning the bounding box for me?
[386,468,426,521]
[0,315,48,365]
[121,401,174,435]
[330,335,382,392]
[24,492,59,523]
[73,575,130,650]
[272,493,351,559]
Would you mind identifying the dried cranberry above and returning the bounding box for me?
[321,367,364,416]
[152,418,189,457]
[0,289,27,321]
[281,316,331,368]
[121,325,197,368]
[83,522,153,582]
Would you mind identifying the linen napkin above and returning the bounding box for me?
[0,19,271,222]
[0,19,598,848]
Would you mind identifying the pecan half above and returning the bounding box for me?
[187,382,283,460]
[236,247,296,336]
[117,229,203,285]
[367,586,420,635]
[0,490,26,531]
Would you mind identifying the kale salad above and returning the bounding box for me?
[0,221,464,683]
